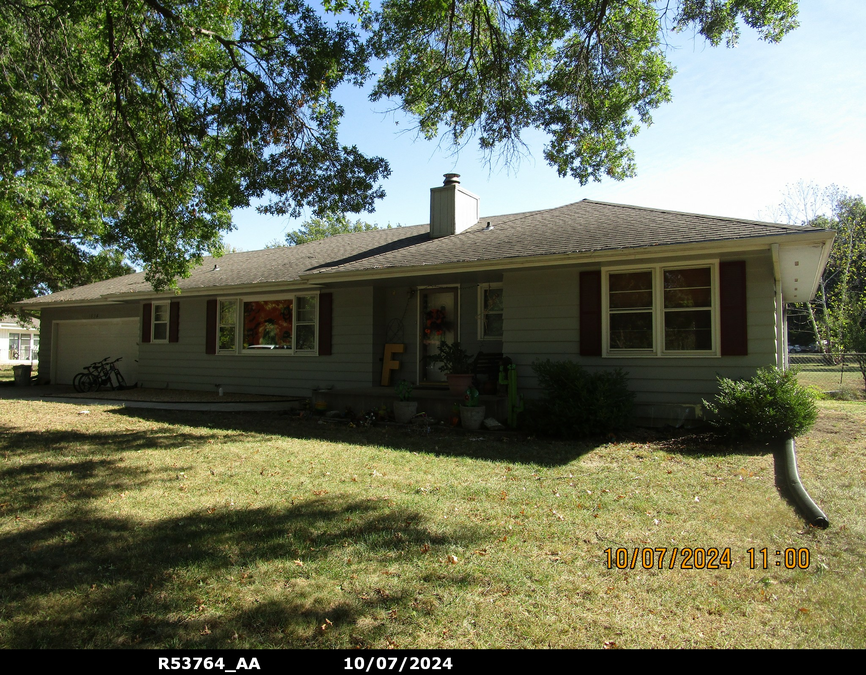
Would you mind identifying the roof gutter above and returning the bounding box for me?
[98,280,325,303]
[14,299,125,310]
[299,230,835,285]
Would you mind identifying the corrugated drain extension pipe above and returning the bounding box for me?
[779,437,829,528]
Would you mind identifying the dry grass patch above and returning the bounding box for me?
[1,399,864,648]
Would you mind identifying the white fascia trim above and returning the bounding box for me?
[806,237,834,300]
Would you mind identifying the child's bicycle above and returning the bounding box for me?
[73,357,127,392]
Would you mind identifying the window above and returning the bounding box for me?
[479,284,504,339]
[9,333,38,361]
[294,295,317,351]
[663,267,713,351]
[603,263,718,356]
[243,298,293,349]
[9,333,24,360]
[152,302,169,342]
[608,271,653,350]
[219,300,237,352]
[216,294,317,354]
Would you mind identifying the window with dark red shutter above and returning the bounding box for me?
[319,293,333,356]
[205,299,217,355]
[169,301,180,343]
[142,303,152,344]
[719,261,748,356]
[580,271,602,356]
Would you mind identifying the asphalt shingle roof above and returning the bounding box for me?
[22,225,426,305]
[22,199,823,306]
[310,199,817,275]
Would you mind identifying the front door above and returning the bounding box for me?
[419,288,458,384]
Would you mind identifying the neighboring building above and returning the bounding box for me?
[1,317,40,364]
[19,175,834,424]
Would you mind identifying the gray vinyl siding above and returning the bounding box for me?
[502,252,779,409]
[373,282,500,387]
[37,304,141,385]
[134,287,375,396]
[377,286,419,385]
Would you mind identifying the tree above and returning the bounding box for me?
[1,1,799,315]
[1,0,389,316]
[276,212,383,247]
[776,184,866,360]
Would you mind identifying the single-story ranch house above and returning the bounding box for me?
[20,174,834,425]
[1,316,40,364]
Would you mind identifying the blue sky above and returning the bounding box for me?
[224,1,866,251]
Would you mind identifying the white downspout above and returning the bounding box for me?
[771,244,785,369]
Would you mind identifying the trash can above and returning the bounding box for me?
[12,365,32,386]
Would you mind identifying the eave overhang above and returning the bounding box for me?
[298,230,836,287]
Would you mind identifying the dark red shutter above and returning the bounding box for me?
[169,301,180,343]
[318,293,333,356]
[580,271,602,356]
[205,299,217,355]
[720,261,748,356]
[142,303,152,343]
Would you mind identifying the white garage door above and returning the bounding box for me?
[55,319,139,385]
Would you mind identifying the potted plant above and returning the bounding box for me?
[436,341,476,396]
[460,385,486,430]
[393,379,418,424]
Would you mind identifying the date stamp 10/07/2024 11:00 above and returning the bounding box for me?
[604,547,811,571]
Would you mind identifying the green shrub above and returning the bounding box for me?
[527,360,634,438]
[703,367,818,441]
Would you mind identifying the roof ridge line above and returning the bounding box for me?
[578,198,820,231]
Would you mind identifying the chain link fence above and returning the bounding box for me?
[790,353,866,399]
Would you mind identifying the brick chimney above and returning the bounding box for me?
[429,173,480,238]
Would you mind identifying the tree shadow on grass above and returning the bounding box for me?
[105,407,601,467]
[0,495,484,648]
[0,427,223,516]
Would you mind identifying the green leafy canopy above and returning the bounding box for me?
[273,212,384,247]
[1,1,799,314]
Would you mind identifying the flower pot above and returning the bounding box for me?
[393,400,418,424]
[460,405,486,431]
[446,373,473,396]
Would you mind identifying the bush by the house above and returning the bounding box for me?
[703,366,818,441]
[527,360,634,438]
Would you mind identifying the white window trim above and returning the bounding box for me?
[8,333,32,360]
[601,260,721,358]
[152,302,170,343]
[416,284,461,385]
[218,299,238,354]
[216,292,320,356]
[478,283,504,341]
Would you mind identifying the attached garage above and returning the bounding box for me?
[53,319,140,385]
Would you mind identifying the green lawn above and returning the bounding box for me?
[1,399,864,649]
[791,355,866,399]
[0,362,38,386]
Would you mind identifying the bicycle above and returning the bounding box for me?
[73,357,127,392]
[73,358,108,393]
[91,357,127,391]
